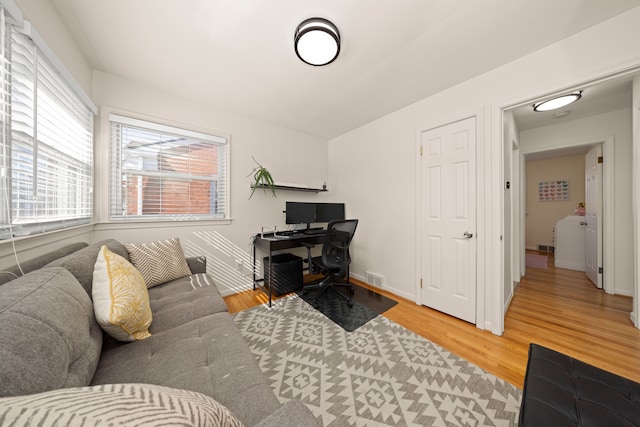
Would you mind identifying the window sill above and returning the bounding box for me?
[94,219,232,231]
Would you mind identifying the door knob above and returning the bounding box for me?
[463,231,473,238]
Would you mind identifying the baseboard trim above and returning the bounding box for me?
[554,261,586,271]
[219,288,235,297]
[350,273,415,302]
[615,289,633,297]
[504,288,514,313]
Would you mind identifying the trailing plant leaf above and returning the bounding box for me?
[248,156,277,199]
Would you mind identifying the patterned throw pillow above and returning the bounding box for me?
[124,238,192,288]
[92,246,152,342]
[0,383,245,427]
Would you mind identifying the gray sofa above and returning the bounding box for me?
[0,239,319,427]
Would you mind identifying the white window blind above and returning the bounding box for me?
[109,114,228,221]
[0,9,93,239]
[0,6,11,235]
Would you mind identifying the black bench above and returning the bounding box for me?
[519,344,640,426]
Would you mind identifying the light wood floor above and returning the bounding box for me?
[224,253,640,388]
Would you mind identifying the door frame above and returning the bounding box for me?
[504,114,522,312]
[585,144,604,288]
[415,108,486,329]
[495,65,640,335]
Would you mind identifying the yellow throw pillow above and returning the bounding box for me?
[92,245,152,342]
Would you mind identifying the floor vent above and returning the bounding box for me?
[365,271,384,288]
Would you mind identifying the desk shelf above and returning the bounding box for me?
[250,184,327,193]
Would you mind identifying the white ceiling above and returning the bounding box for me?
[512,73,635,161]
[49,0,640,140]
[511,75,634,132]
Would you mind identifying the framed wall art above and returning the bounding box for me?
[538,179,569,201]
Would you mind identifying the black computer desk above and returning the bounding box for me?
[252,231,325,306]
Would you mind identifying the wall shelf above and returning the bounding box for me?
[250,184,327,193]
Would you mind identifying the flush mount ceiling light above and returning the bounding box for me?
[533,91,582,112]
[294,17,340,66]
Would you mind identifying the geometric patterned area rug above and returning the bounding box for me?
[233,296,522,426]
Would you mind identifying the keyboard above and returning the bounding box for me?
[272,234,291,239]
[305,228,325,235]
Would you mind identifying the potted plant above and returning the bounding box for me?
[248,156,277,199]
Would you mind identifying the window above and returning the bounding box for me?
[109,115,228,221]
[0,9,94,240]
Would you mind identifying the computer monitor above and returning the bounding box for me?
[285,202,316,225]
[315,202,345,223]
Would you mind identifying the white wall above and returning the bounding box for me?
[329,7,640,332]
[14,0,92,95]
[519,109,633,296]
[91,72,329,295]
[327,116,418,300]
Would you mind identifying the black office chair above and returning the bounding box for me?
[302,219,358,308]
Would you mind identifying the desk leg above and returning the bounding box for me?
[267,250,272,307]
[252,244,257,291]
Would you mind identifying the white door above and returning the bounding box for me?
[420,117,476,323]
[585,145,602,287]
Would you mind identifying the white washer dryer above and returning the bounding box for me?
[554,215,586,271]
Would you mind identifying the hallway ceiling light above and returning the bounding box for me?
[294,17,340,66]
[533,91,582,112]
